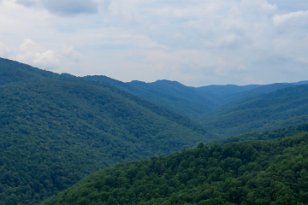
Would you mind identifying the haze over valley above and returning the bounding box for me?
[0,0,307,204]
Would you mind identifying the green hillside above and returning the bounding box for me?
[41,128,308,205]
[204,84,308,136]
[0,58,207,205]
[85,77,262,119]
[1,58,308,205]
[85,77,215,119]
[86,76,308,138]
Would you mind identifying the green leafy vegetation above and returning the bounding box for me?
[1,57,308,205]
[86,76,308,137]
[0,58,207,205]
[84,77,241,119]
[42,129,308,205]
[204,84,308,136]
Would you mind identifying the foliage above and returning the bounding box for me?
[204,84,308,136]
[86,76,308,137]
[0,58,206,205]
[42,132,308,205]
[1,57,308,205]
[85,77,215,119]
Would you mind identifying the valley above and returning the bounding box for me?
[0,58,307,205]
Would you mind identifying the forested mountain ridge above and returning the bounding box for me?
[204,84,308,136]
[1,57,308,205]
[0,58,207,205]
[85,76,215,119]
[86,75,308,118]
[86,75,308,137]
[41,127,308,205]
[0,57,56,84]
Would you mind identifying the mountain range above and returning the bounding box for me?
[42,125,308,205]
[86,75,308,137]
[0,57,307,204]
[0,58,206,205]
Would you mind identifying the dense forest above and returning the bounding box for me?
[0,58,207,205]
[42,127,308,205]
[86,76,308,137]
[203,84,308,136]
[0,57,308,205]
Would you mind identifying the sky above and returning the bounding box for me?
[0,0,307,86]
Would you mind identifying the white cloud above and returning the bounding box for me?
[16,39,58,68]
[15,0,100,15]
[0,0,307,85]
[0,39,81,72]
[273,10,308,25]
[0,42,11,58]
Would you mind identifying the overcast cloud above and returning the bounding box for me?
[0,0,307,85]
[16,0,100,15]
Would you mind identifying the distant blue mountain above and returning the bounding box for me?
[86,75,308,137]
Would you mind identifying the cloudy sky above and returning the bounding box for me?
[0,0,307,86]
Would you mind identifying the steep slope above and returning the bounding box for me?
[0,57,56,85]
[195,84,259,106]
[0,58,207,205]
[85,76,215,119]
[126,80,216,119]
[86,76,308,137]
[85,76,307,124]
[41,128,308,205]
[204,84,308,136]
[86,75,308,117]
[85,77,271,119]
